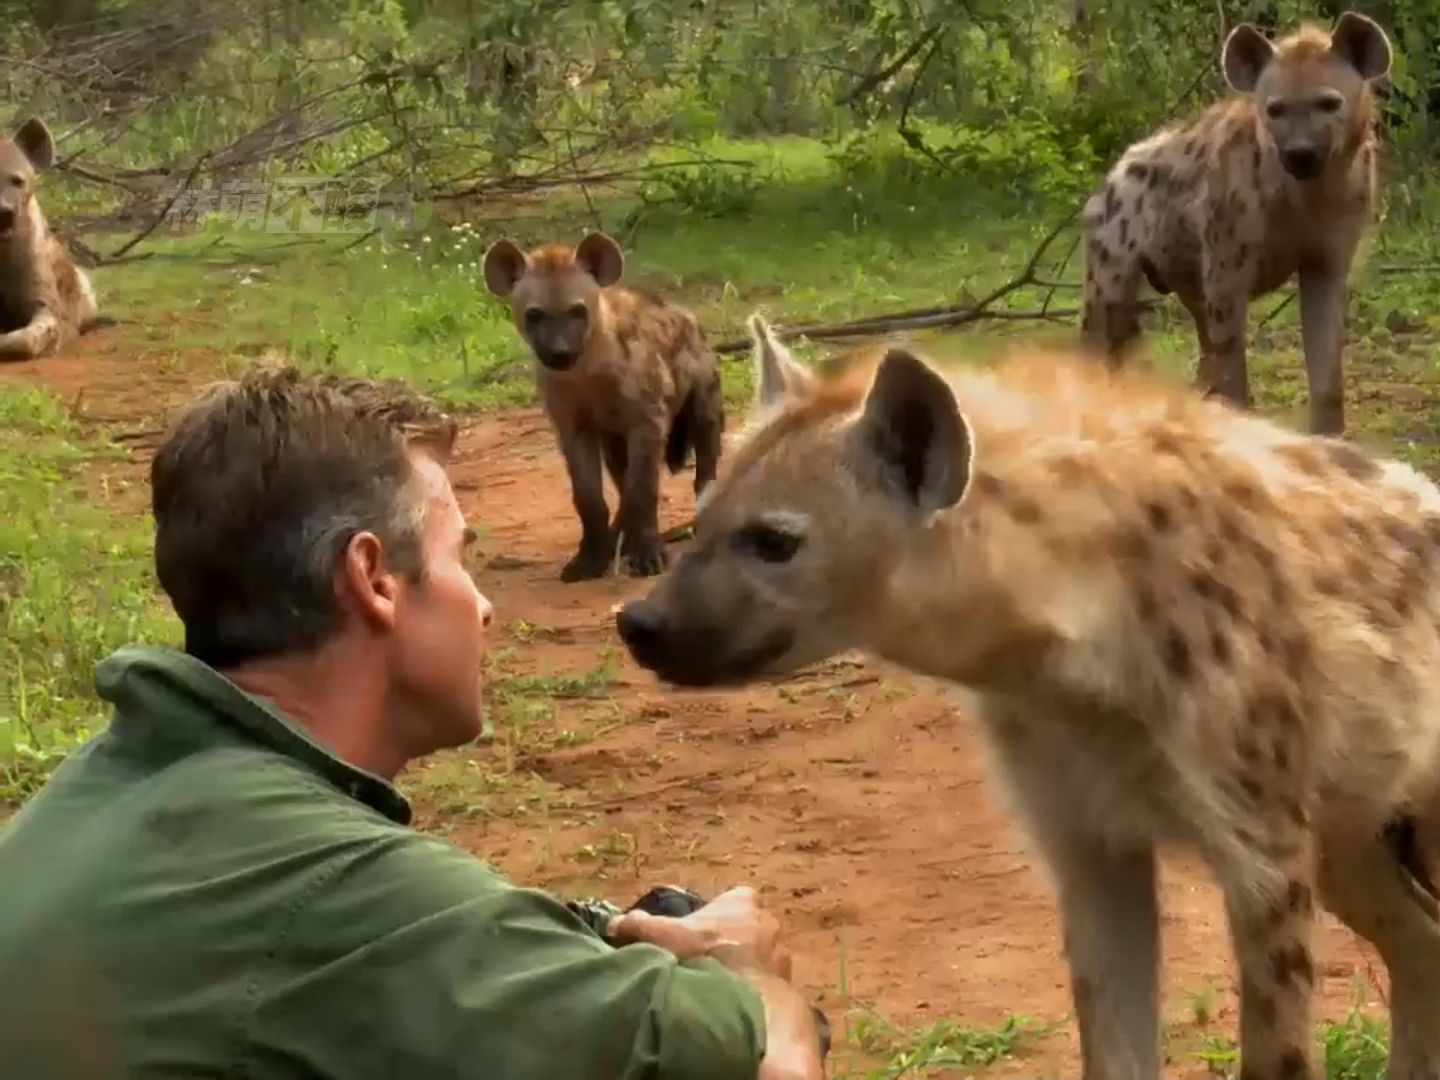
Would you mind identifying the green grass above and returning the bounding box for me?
[1190,1009,1392,1080]
[0,386,179,802]
[836,1009,1054,1079]
[81,132,1440,467]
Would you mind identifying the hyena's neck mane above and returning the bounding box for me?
[877,351,1267,697]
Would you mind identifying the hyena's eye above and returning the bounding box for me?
[732,523,804,564]
[1265,101,1288,119]
[567,302,587,320]
[1316,95,1343,114]
[7,175,22,188]
[524,307,544,327]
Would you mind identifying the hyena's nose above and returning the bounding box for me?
[616,602,666,650]
[0,207,15,231]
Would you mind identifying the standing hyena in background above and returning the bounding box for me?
[1081,11,1393,436]
[0,117,102,361]
[483,231,724,581]
[617,317,1440,1080]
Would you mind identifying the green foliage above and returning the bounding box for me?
[21,0,1440,238]
[0,388,178,804]
[842,1009,1051,1078]
[1322,1007,1391,1080]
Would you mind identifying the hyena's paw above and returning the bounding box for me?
[560,544,612,583]
[622,538,668,578]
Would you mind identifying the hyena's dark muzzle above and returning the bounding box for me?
[615,593,793,688]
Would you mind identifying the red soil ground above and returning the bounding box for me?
[3,329,1388,1078]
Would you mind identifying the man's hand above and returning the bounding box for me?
[606,886,792,978]
[607,886,824,1080]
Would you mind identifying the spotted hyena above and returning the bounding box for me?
[617,315,1440,1080]
[0,117,102,361]
[1081,11,1392,436]
[482,231,725,581]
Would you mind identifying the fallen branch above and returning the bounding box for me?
[108,151,211,261]
[712,52,1224,359]
[1375,264,1440,275]
[713,209,1082,353]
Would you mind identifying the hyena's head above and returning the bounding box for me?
[0,117,54,241]
[1223,11,1391,182]
[482,231,624,372]
[615,315,972,688]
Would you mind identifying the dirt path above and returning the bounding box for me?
[5,340,1388,1078]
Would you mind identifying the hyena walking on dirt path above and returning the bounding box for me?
[483,231,725,581]
[1081,11,1392,436]
[0,117,102,361]
[618,316,1440,1080]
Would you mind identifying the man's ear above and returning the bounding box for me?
[1222,23,1275,93]
[748,313,814,410]
[482,239,528,298]
[1331,10,1392,82]
[339,531,401,629]
[575,231,624,287]
[13,117,53,171]
[854,348,971,514]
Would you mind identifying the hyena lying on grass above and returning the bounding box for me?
[617,315,1440,1080]
[0,117,103,361]
[484,231,725,581]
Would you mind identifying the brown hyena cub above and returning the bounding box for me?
[0,117,102,361]
[619,318,1440,1080]
[1081,11,1392,435]
[483,231,724,581]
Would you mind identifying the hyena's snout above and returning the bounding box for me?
[615,599,666,658]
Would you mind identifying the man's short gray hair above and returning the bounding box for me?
[150,365,458,668]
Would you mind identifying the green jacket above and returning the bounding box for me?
[0,645,766,1079]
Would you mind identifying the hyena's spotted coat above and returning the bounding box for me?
[1081,11,1392,435]
[619,318,1440,1080]
[482,232,724,581]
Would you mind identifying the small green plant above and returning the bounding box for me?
[1194,1032,1240,1078]
[1185,985,1222,1027]
[1321,1007,1390,1080]
[1189,1006,1391,1080]
[844,1010,1050,1078]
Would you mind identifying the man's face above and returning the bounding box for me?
[389,451,493,753]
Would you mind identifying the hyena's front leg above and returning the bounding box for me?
[0,309,59,361]
[1049,838,1162,1080]
[689,371,725,498]
[986,717,1161,1080]
[615,421,667,577]
[555,422,613,583]
[1297,263,1349,435]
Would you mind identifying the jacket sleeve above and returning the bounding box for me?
[242,826,768,1080]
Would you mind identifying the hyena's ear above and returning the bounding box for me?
[1222,23,1275,92]
[854,348,971,514]
[748,313,813,409]
[576,231,624,287]
[12,117,54,171]
[483,239,529,298]
[1331,11,1392,81]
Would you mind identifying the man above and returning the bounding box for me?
[0,365,825,1080]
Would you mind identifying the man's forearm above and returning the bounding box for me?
[746,971,826,1080]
